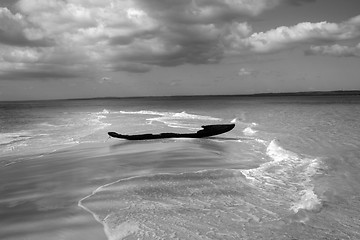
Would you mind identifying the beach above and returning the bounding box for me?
[1,95,360,239]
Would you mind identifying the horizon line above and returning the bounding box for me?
[1,90,360,102]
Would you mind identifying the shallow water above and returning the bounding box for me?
[1,96,360,239]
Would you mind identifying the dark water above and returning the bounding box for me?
[1,96,360,239]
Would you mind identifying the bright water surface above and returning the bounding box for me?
[1,96,360,240]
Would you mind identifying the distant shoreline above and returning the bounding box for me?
[1,90,360,102]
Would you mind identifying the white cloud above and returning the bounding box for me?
[305,44,360,57]
[0,44,98,79]
[234,15,360,53]
[17,0,96,35]
[0,0,284,79]
[1,0,359,80]
[2,47,42,63]
[135,0,280,24]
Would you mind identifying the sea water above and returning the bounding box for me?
[1,96,360,240]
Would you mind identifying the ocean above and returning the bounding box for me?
[1,95,360,240]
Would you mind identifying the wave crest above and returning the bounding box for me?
[241,139,322,213]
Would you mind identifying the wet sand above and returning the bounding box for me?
[2,95,360,239]
[1,141,146,240]
[0,138,234,240]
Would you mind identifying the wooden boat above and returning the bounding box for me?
[108,123,235,140]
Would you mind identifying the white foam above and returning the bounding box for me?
[117,110,221,130]
[266,139,297,162]
[148,111,221,121]
[119,110,168,116]
[104,218,140,240]
[37,122,58,128]
[0,132,32,145]
[116,110,220,121]
[255,138,267,145]
[101,109,110,114]
[78,169,284,239]
[243,127,257,136]
[0,132,33,155]
[1,110,112,157]
[149,111,221,129]
[290,186,321,213]
[241,139,322,213]
[89,113,111,127]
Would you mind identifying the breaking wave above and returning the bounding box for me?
[103,109,222,130]
[78,139,323,239]
[241,139,322,213]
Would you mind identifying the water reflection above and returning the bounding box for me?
[0,139,248,240]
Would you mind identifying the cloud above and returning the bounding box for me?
[109,62,152,73]
[285,0,316,6]
[0,8,53,47]
[230,15,360,54]
[0,44,98,79]
[135,0,281,24]
[1,47,41,63]
[0,68,81,80]
[0,0,20,11]
[0,0,357,80]
[305,43,360,57]
[0,0,285,79]
[99,0,272,68]
[238,68,253,76]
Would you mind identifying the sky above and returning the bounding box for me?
[0,0,359,100]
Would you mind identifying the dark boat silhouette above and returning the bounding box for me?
[108,123,235,140]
